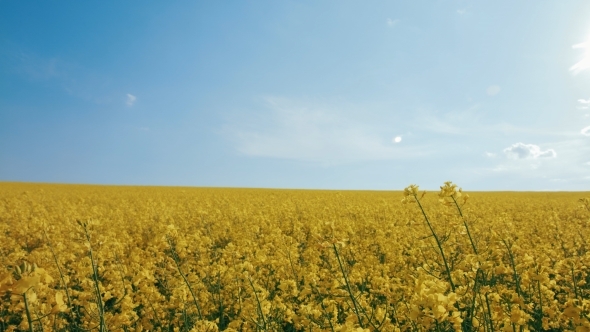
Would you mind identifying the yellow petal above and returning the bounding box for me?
[51,303,68,314]
[13,276,40,294]
[434,305,447,319]
[55,291,64,306]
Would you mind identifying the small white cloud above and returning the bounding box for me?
[570,41,590,75]
[457,9,467,15]
[386,18,400,27]
[485,152,496,158]
[393,136,402,143]
[577,98,590,109]
[486,85,501,96]
[503,142,556,159]
[582,126,590,136]
[126,93,137,107]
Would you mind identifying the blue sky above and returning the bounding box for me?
[1,1,590,190]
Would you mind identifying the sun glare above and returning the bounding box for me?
[570,34,590,75]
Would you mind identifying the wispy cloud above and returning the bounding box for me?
[582,126,590,136]
[503,142,556,159]
[16,52,62,81]
[10,50,113,104]
[413,106,482,135]
[486,85,501,96]
[457,9,467,15]
[570,41,590,75]
[126,94,137,107]
[225,97,430,164]
[413,106,579,138]
[386,18,400,27]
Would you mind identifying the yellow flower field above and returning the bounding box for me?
[1,182,589,331]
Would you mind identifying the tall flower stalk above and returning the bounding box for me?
[403,185,455,292]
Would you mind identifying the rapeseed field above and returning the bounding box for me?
[1,182,589,331]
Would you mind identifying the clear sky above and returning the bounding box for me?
[1,1,590,191]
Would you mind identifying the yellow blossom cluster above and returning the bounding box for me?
[0,182,589,331]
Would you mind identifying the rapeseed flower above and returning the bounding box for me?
[0,182,588,331]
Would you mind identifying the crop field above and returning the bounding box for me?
[1,182,589,331]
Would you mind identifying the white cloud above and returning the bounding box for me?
[582,126,590,136]
[503,142,556,160]
[126,93,137,107]
[386,18,400,27]
[457,9,467,15]
[480,138,590,188]
[577,98,590,109]
[393,136,402,143]
[486,85,501,96]
[485,152,496,158]
[570,41,590,75]
[225,97,431,163]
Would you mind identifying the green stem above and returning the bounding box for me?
[536,266,543,327]
[485,293,494,332]
[166,237,203,320]
[147,294,163,328]
[286,250,299,287]
[333,243,365,328]
[501,239,521,297]
[571,264,579,300]
[182,307,189,331]
[82,224,106,332]
[23,290,35,332]
[113,253,128,306]
[414,194,456,292]
[464,268,482,330]
[310,284,333,331]
[43,229,79,327]
[247,276,267,331]
[451,196,478,255]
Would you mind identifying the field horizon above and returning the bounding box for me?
[2,181,589,194]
